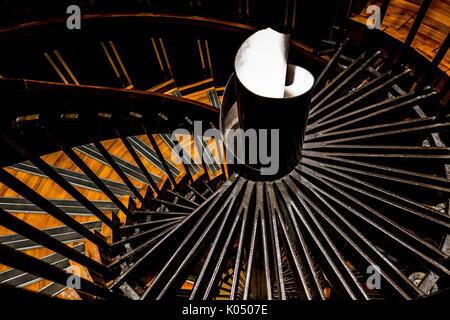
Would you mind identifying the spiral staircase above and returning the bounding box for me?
[0,0,449,301]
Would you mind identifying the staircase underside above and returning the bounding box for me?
[0,12,448,300]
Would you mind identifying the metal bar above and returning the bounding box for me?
[397,12,417,31]
[146,132,178,188]
[53,50,79,85]
[296,172,425,297]
[147,183,243,300]
[305,150,450,160]
[119,217,184,232]
[76,143,157,185]
[404,0,432,47]
[39,281,67,297]
[44,52,69,84]
[117,130,161,198]
[215,138,227,179]
[275,181,331,299]
[313,38,349,92]
[300,157,450,228]
[127,136,180,178]
[107,225,178,271]
[302,152,450,201]
[193,134,212,182]
[0,221,101,251]
[271,191,313,300]
[201,208,240,299]
[202,181,214,196]
[312,67,392,119]
[256,183,272,299]
[312,52,366,105]
[298,160,450,226]
[281,179,373,299]
[10,161,132,197]
[432,32,450,67]
[190,180,245,299]
[1,133,119,232]
[229,182,254,300]
[63,147,136,221]
[230,209,247,300]
[0,242,121,300]
[306,120,450,145]
[0,282,52,299]
[308,91,436,134]
[0,168,109,250]
[109,177,237,290]
[245,182,268,299]
[305,144,450,153]
[296,166,449,275]
[186,184,207,202]
[380,0,391,25]
[0,197,117,216]
[294,173,418,298]
[417,33,450,90]
[101,41,124,87]
[302,150,450,192]
[265,184,286,300]
[160,133,201,179]
[1,247,80,288]
[307,114,436,140]
[92,140,146,204]
[243,207,259,300]
[112,219,182,249]
[312,51,382,113]
[180,159,195,184]
[199,181,247,299]
[149,198,196,211]
[165,189,200,207]
[131,211,189,217]
[0,208,113,277]
[312,69,410,124]
[304,151,450,161]
[153,189,234,300]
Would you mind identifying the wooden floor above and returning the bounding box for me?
[351,0,450,76]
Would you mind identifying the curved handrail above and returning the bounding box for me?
[0,13,328,65]
[0,78,219,167]
[0,13,332,166]
[0,77,218,113]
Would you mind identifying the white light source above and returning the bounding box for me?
[235,28,290,98]
[284,64,315,98]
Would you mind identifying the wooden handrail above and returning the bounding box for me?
[0,78,219,113]
[0,13,329,65]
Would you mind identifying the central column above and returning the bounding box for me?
[220,28,314,180]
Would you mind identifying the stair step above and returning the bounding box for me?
[9,160,132,196]
[75,144,159,185]
[0,243,84,287]
[159,133,202,175]
[127,136,180,177]
[38,281,67,297]
[0,197,117,216]
[0,221,101,250]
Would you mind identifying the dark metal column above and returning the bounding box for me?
[221,28,315,179]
